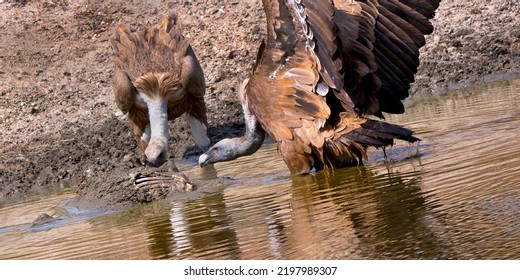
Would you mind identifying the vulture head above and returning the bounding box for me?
[134,72,183,167]
[199,79,265,167]
[198,138,243,167]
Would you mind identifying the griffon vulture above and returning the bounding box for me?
[199,0,441,175]
[111,14,210,167]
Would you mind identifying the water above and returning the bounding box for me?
[1,78,519,259]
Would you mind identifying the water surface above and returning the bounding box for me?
[1,78,519,259]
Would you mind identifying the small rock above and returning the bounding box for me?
[252,25,261,35]
[31,213,57,227]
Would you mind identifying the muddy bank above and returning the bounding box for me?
[0,0,519,206]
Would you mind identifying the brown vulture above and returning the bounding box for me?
[199,0,441,175]
[111,14,210,167]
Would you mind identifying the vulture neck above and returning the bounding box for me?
[232,103,265,157]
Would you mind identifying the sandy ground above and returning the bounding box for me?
[0,0,519,207]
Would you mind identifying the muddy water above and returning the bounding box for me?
[1,78,519,259]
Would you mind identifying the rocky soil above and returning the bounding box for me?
[0,0,519,206]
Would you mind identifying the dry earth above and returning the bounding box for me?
[0,0,519,207]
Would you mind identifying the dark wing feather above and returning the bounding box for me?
[333,0,440,116]
[303,0,343,91]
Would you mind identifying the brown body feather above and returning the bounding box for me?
[200,0,440,175]
[111,14,208,166]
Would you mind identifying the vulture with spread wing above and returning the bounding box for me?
[199,0,441,175]
[111,14,210,167]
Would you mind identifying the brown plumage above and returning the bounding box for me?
[111,14,210,167]
[199,0,441,175]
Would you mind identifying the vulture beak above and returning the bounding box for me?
[198,153,212,167]
[144,138,168,167]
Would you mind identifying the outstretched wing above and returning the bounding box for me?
[248,0,441,129]
[254,0,440,118]
[333,0,441,116]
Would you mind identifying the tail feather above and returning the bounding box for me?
[350,119,420,148]
[321,119,419,169]
[110,13,188,80]
[146,13,189,58]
